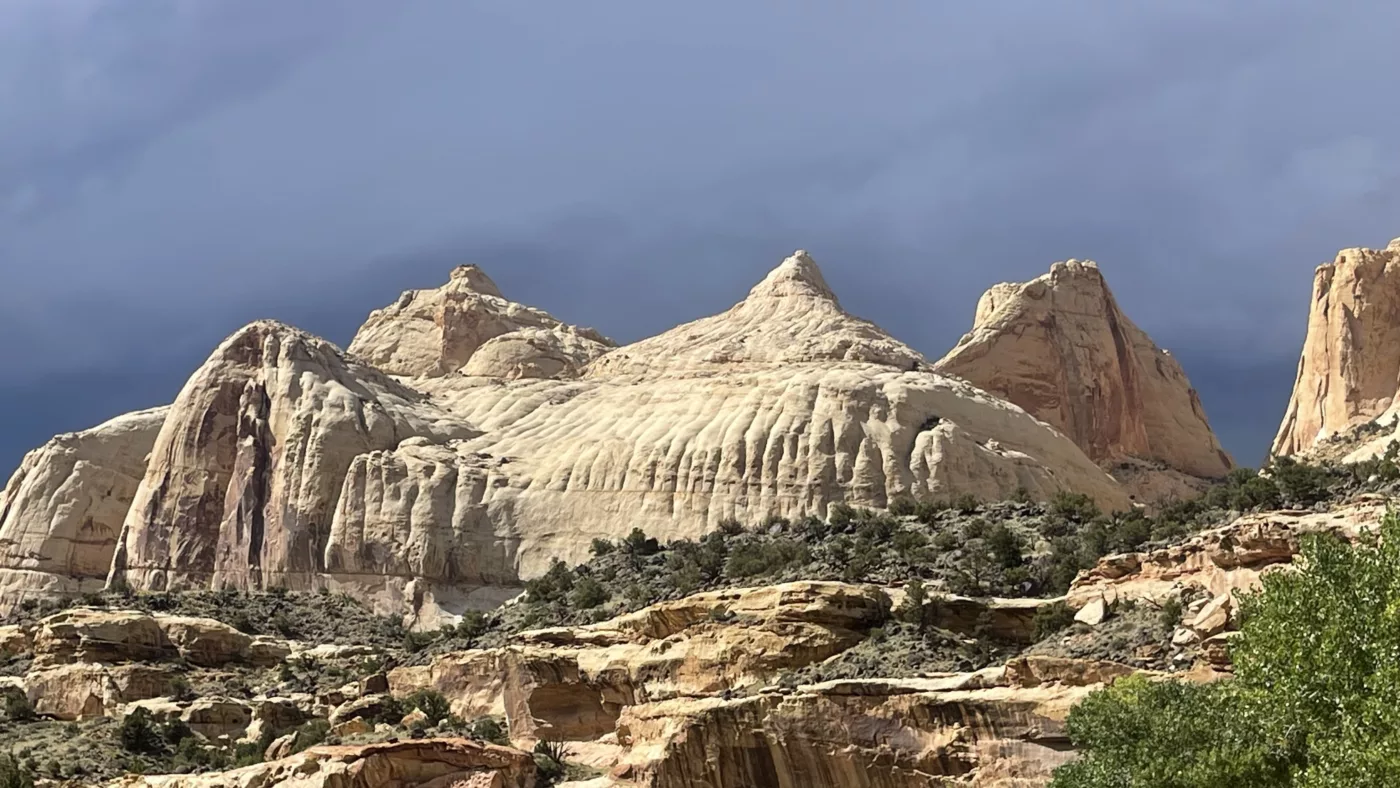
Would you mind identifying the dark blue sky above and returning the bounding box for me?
[4,1,1399,473]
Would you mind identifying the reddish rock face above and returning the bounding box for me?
[1273,239,1400,459]
[935,260,1233,501]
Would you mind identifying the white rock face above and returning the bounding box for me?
[347,264,613,378]
[1,251,1139,621]
[108,320,477,594]
[935,260,1232,498]
[0,408,168,613]
[1273,239,1400,459]
[330,252,1130,613]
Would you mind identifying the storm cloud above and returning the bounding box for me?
[3,0,1399,470]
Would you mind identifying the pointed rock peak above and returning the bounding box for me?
[746,250,839,304]
[447,265,504,298]
[937,258,1232,485]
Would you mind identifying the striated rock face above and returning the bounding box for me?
[368,253,1129,596]
[0,407,168,613]
[347,264,613,378]
[1273,239,1400,458]
[108,320,477,594]
[935,260,1232,498]
[390,582,892,740]
[585,251,924,376]
[620,676,1095,788]
[107,739,537,788]
[1,251,1133,617]
[383,581,1137,787]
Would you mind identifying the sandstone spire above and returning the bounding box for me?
[585,250,924,377]
[1273,239,1400,458]
[347,265,613,378]
[934,260,1232,498]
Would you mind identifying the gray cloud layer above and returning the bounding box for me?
[3,0,1399,470]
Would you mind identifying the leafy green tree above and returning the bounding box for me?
[119,708,165,755]
[1053,510,1400,787]
[0,754,34,788]
[1050,677,1289,788]
[568,576,608,609]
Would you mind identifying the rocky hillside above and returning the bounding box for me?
[3,451,1391,787]
[10,242,1400,787]
[1,251,1174,624]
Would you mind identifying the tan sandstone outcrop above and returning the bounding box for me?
[1273,239,1400,459]
[935,260,1232,501]
[107,739,537,788]
[27,662,178,720]
[618,675,1099,788]
[108,320,477,594]
[1065,499,1384,609]
[0,407,168,613]
[391,582,891,741]
[347,264,613,378]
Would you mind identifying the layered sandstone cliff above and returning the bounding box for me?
[935,260,1232,500]
[108,321,477,593]
[4,251,1134,618]
[0,408,168,612]
[347,264,613,378]
[344,253,1129,604]
[1273,239,1400,459]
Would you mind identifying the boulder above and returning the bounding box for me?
[934,260,1232,499]
[31,609,176,667]
[1074,597,1109,627]
[330,717,373,738]
[155,616,253,667]
[329,693,395,727]
[26,663,176,720]
[1189,594,1234,638]
[181,698,254,741]
[0,624,31,657]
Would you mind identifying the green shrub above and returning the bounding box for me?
[568,576,609,610]
[288,719,331,755]
[827,504,856,527]
[951,493,982,515]
[470,716,510,746]
[1159,596,1183,629]
[724,538,809,579]
[589,538,613,556]
[403,689,451,726]
[2,692,35,723]
[1052,509,1400,786]
[985,523,1023,568]
[888,496,918,517]
[1032,602,1076,641]
[1049,491,1101,523]
[0,754,34,788]
[533,739,570,785]
[119,708,165,755]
